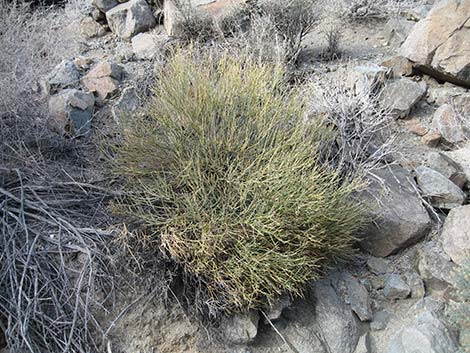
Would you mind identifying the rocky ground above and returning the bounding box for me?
[3,0,470,352]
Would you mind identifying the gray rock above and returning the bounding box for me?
[331,272,372,322]
[400,0,470,88]
[403,271,425,299]
[387,312,458,353]
[367,256,390,275]
[222,311,259,344]
[380,78,427,118]
[425,151,466,189]
[427,84,468,106]
[92,0,118,12]
[354,333,370,353]
[44,60,80,93]
[279,323,327,353]
[313,280,359,353]
[106,0,156,40]
[48,89,95,136]
[432,104,467,144]
[371,310,391,331]
[131,32,168,60]
[79,17,106,39]
[415,166,465,209]
[418,241,456,292]
[264,294,292,321]
[383,274,410,299]
[445,144,470,184]
[112,86,140,123]
[441,205,470,265]
[359,166,431,257]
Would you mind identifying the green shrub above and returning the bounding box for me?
[113,49,365,314]
[448,260,470,352]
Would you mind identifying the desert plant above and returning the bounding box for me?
[112,49,365,315]
[255,0,318,61]
[448,259,470,352]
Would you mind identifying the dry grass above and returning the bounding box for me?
[112,49,365,316]
[0,0,81,118]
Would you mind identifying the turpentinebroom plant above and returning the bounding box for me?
[112,49,365,315]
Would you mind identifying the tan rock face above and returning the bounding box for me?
[432,104,467,144]
[400,0,470,86]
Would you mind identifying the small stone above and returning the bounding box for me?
[81,61,124,101]
[48,89,95,136]
[432,104,467,144]
[312,280,359,353]
[331,272,372,322]
[264,294,292,321]
[415,166,465,209]
[354,333,371,353]
[44,60,80,94]
[418,241,456,292]
[404,118,427,136]
[131,32,168,60]
[380,78,427,119]
[371,310,390,331]
[445,144,470,184]
[441,205,470,265]
[383,274,410,299]
[381,56,414,78]
[74,57,94,70]
[222,311,259,344]
[404,271,425,299]
[421,131,441,147]
[79,17,106,38]
[425,151,466,189]
[112,86,140,123]
[367,256,390,275]
[106,0,156,40]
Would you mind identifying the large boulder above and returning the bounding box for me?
[48,89,95,136]
[92,0,118,12]
[106,0,156,40]
[415,166,465,209]
[387,312,458,353]
[380,78,427,118]
[359,166,431,257]
[400,0,470,87]
[163,0,246,36]
[441,205,470,265]
[418,241,456,292]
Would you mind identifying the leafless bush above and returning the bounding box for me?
[320,26,343,61]
[306,69,397,178]
[256,0,318,62]
[0,0,81,118]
